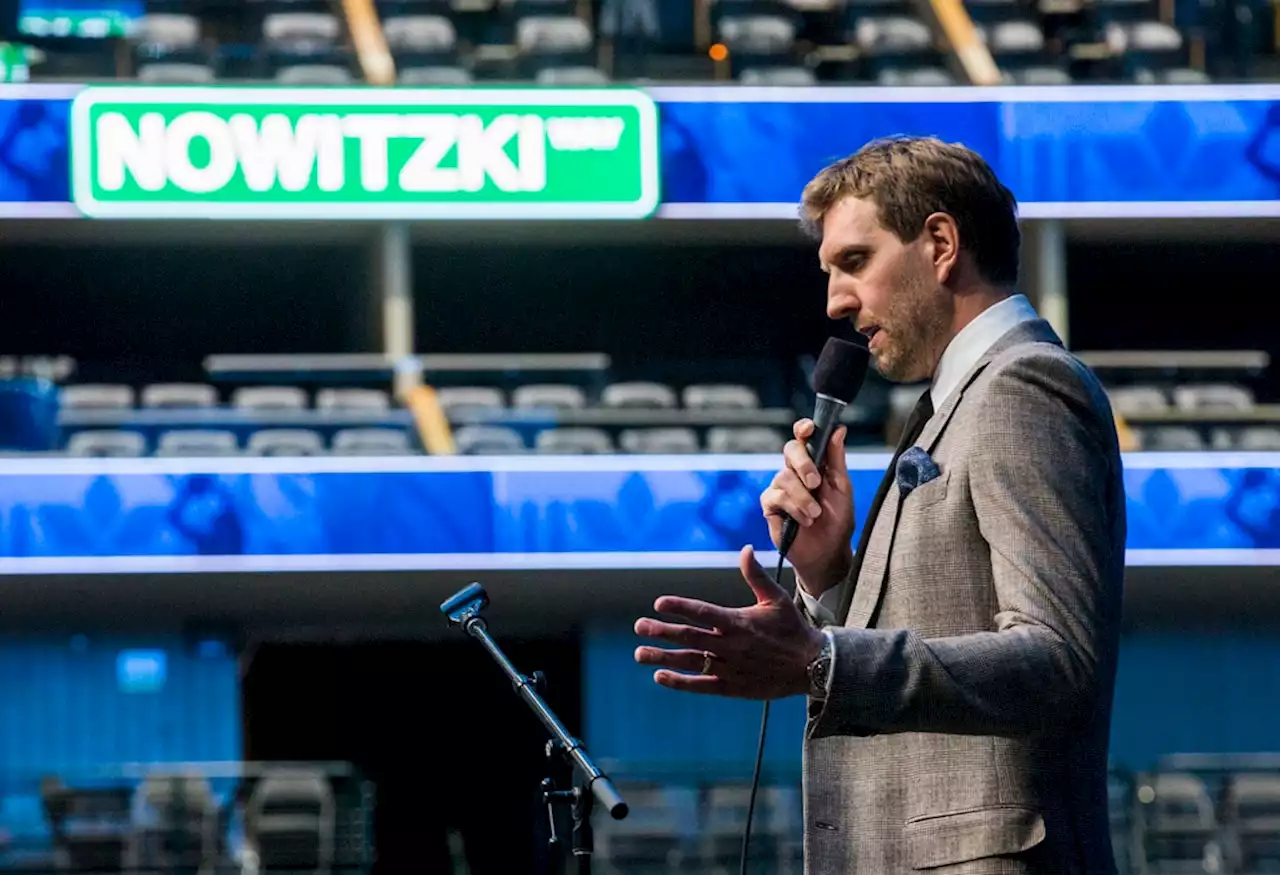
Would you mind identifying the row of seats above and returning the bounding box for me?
[1124,771,1280,873]
[69,427,414,457]
[1109,383,1259,415]
[63,422,1280,456]
[455,424,783,454]
[61,383,392,412]
[63,425,785,456]
[595,770,1280,875]
[130,1,609,84]
[1134,425,1280,451]
[34,0,1211,85]
[38,766,356,874]
[58,382,766,413]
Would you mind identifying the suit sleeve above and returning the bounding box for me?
[807,353,1123,739]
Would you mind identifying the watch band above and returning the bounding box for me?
[808,630,834,700]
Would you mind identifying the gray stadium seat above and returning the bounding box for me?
[854,16,932,53]
[1007,66,1073,84]
[1224,773,1280,873]
[275,65,354,85]
[263,13,341,48]
[739,66,817,85]
[331,428,412,455]
[133,13,200,49]
[1106,20,1183,54]
[706,426,783,454]
[247,429,326,456]
[1173,384,1255,412]
[1138,772,1221,873]
[1,355,75,381]
[66,430,146,457]
[232,386,309,411]
[436,387,505,418]
[1108,385,1169,415]
[60,384,135,410]
[717,16,796,54]
[601,382,677,410]
[620,428,700,454]
[535,427,615,454]
[453,425,526,455]
[155,430,239,457]
[141,383,218,409]
[382,15,456,52]
[137,63,216,83]
[878,66,953,85]
[515,17,594,54]
[1153,67,1211,83]
[315,388,390,412]
[536,66,610,85]
[702,784,793,870]
[683,384,761,410]
[512,384,587,411]
[244,768,335,873]
[1141,426,1204,451]
[398,66,473,85]
[980,20,1045,54]
[128,775,218,874]
[1236,427,1280,451]
[595,784,696,872]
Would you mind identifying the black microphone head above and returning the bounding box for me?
[812,337,870,403]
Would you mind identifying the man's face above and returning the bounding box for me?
[818,197,953,384]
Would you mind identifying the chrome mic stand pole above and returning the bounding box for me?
[440,583,628,875]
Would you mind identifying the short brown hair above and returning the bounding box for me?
[800,136,1020,285]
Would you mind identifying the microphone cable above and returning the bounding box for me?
[739,548,790,875]
[737,337,867,875]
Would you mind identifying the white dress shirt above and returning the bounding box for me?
[797,293,1041,627]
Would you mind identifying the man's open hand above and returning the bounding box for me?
[633,545,826,700]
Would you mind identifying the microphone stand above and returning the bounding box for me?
[440,583,628,875]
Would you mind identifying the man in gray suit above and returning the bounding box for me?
[634,137,1126,874]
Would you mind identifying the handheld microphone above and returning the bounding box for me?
[778,337,871,559]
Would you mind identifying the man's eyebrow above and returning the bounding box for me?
[819,245,872,272]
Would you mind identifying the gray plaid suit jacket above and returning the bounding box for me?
[801,319,1126,875]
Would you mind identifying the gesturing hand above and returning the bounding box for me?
[634,546,826,700]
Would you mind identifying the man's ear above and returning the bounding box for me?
[922,212,960,285]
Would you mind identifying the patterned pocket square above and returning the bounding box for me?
[896,446,941,497]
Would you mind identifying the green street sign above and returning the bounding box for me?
[69,86,661,220]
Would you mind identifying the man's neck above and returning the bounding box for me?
[922,285,1012,384]
[950,286,1011,339]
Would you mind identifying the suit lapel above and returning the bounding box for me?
[840,318,1064,629]
[843,380,971,629]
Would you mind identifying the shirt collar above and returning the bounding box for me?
[930,293,1040,409]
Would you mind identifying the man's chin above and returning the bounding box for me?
[871,352,907,383]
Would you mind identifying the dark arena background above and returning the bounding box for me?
[1,0,1279,872]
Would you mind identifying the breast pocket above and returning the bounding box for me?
[902,468,950,510]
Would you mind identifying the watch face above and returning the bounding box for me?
[810,655,830,693]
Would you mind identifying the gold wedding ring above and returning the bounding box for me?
[702,651,714,675]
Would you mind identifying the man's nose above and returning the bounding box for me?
[826,278,859,321]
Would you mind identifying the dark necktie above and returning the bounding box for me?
[835,388,934,623]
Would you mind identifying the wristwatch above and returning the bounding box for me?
[807,631,834,700]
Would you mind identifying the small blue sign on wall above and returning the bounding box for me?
[116,648,166,693]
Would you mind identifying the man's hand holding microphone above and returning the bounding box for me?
[761,416,856,605]
[633,338,870,700]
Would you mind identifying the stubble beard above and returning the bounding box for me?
[870,274,952,384]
